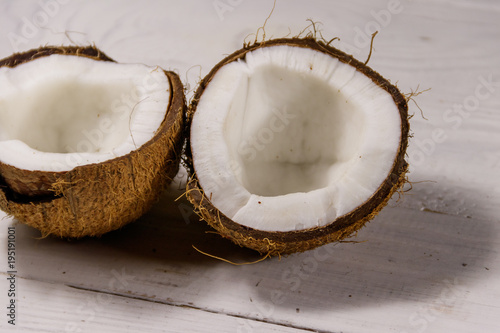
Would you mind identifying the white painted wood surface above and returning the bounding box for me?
[1,0,499,332]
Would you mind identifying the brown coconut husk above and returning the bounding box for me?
[0,46,186,238]
[185,37,409,256]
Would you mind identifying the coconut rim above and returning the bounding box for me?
[0,45,186,203]
[186,37,409,244]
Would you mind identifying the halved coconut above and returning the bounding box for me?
[186,38,409,255]
[0,46,186,237]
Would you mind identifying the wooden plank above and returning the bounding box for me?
[1,196,499,332]
[0,274,311,333]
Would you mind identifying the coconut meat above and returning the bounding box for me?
[191,45,402,232]
[0,54,170,172]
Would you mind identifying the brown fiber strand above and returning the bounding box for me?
[244,0,277,47]
[405,86,431,120]
[192,245,270,265]
[364,31,379,65]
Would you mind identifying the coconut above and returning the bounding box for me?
[0,46,186,238]
[186,38,409,256]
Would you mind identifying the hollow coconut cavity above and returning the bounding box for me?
[0,46,186,237]
[187,38,409,255]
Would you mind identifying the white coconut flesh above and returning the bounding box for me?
[0,54,170,172]
[191,45,402,232]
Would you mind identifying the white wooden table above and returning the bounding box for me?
[1,1,499,332]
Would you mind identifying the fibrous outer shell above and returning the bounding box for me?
[186,38,409,256]
[0,46,186,238]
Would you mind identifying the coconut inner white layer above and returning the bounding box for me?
[191,45,401,232]
[0,54,170,172]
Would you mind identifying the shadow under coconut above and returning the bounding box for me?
[7,179,497,325]
[247,182,497,318]
[8,184,263,286]
[98,179,497,316]
[98,188,262,265]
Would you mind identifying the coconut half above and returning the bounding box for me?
[0,46,186,237]
[186,38,409,255]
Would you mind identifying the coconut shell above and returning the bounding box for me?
[0,46,186,238]
[186,38,409,256]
